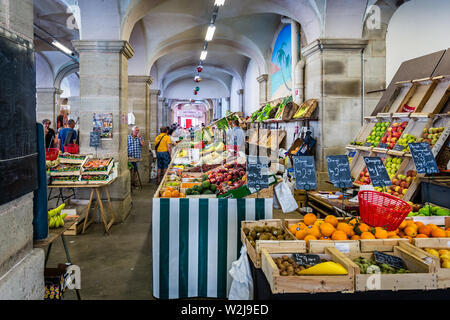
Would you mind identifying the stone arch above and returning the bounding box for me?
[54,62,79,89]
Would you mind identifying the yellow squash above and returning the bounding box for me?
[298,261,348,275]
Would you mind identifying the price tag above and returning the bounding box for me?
[326,155,353,189]
[364,142,373,147]
[373,251,406,269]
[409,142,439,174]
[246,156,269,190]
[292,253,321,266]
[363,156,392,188]
[393,144,405,152]
[293,156,317,190]
[89,131,100,147]
[378,143,388,149]
[335,243,350,254]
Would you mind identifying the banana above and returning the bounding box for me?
[60,213,67,220]
[48,209,57,217]
[55,203,66,215]
[49,217,56,228]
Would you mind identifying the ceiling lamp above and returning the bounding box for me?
[52,40,73,55]
[197,65,203,73]
[205,25,216,41]
[214,0,225,6]
[194,75,202,83]
[200,50,208,61]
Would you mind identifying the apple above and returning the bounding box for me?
[402,189,408,195]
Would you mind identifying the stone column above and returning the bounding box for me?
[291,20,300,97]
[36,88,63,130]
[237,89,244,114]
[149,89,160,145]
[128,76,152,183]
[72,40,134,221]
[0,0,45,300]
[303,38,368,190]
[257,74,269,105]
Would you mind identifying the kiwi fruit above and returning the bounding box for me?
[249,230,256,239]
[282,255,289,261]
[270,236,277,240]
[288,258,294,264]
[280,270,288,276]
[263,226,271,233]
[272,229,279,236]
[249,240,256,247]
[259,234,270,241]
[254,226,263,233]
[277,235,284,240]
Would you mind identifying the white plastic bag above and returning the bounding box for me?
[273,189,281,209]
[228,245,253,300]
[274,181,298,213]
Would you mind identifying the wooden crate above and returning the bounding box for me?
[284,219,360,254]
[414,76,450,115]
[241,219,305,268]
[348,246,438,291]
[260,247,359,294]
[359,239,410,252]
[399,240,450,289]
[352,117,377,145]
[245,184,275,199]
[390,117,432,155]
[393,78,438,114]
[372,116,411,153]
[62,209,84,236]
[380,81,414,114]
[428,114,450,157]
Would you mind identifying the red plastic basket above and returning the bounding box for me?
[45,148,60,161]
[63,144,79,154]
[358,190,412,231]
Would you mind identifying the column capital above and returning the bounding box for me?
[72,40,134,59]
[257,74,268,83]
[36,87,63,95]
[150,89,161,96]
[128,75,152,85]
[302,38,368,57]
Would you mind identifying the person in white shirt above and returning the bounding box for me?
[231,120,245,152]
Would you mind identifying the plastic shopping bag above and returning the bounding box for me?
[228,245,253,300]
[274,181,298,213]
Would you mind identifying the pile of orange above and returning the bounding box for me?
[288,213,450,244]
[161,187,186,198]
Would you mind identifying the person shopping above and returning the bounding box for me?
[154,127,172,184]
[128,126,145,188]
[57,119,77,152]
[42,119,56,149]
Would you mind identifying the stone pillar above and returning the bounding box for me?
[303,38,368,190]
[0,0,45,300]
[149,89,160,145]
[36,88,63,130]
[237,89,244,114]
[225,97,231,114]
[291,20,300,97]
[128,76,152,183]
[72,40,134,221]
[257,74,269,105]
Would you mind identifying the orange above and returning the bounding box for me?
[404,226,417,237]
[319,222,335,237]
[304,234,317,244]
[295,229,308,240]
[306,225,321,238]
[386,231,397,238]
[388,235,401,239]
[348,218,358,226]
[320,236,332,240]
[402,235,413,243]
[375,228,388,239]
[289,224,301,235]
[431,228,446,238]
[446,231,450,237]
[324,215,338,227]
[171,190,180,198]
[297,222,308,230]
[398,231,405,238]
[360,232,375,239]
[358,223,371,233]
[314,220,324,228]
[418,225,432,237]
[399,221,408,230]
[303,213,317,226]
[351,235,361,240]
[426,224,439,230]
[337,223,354,237]
[415,234,428,238]
[331,230,348,240]
[166,187,175,192]
[180,193,186,198]
[162,190,172,198]
[415,221,425,229]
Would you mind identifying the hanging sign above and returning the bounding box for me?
[408,142,439,174]
[293,156,317,190]
[363,157,392,188]
[326,155,353,189]
[246,156,269,190]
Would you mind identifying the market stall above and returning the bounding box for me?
[152,113,276,299]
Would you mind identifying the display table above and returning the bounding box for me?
[128,157,142,190]
[48,177,117,234]
[307,191,359,217]
[34,217,81,300]
[248,253,449,300]
[152,197,273,299]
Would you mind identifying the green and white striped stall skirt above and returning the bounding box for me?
[152,198,273,299]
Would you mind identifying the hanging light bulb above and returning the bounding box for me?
[197,65,203,73]
[205,24,216,41]
[200,50,208,61]
[194,75,202,83]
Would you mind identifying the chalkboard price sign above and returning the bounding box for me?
[374,251,406,269]
[363,157,392,188]
[378,143,389,149]
[246,156,269,190]
[364,142,373,147]
[89,131,101,147]
[393,144,405,152]
[293,156,317,190]
[326,155,353,189]
[292,253,322,266]
[408,142,439,174]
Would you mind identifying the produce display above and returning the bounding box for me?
[423,248,450,268]
[46,159,60,170]
[203,162,246,196]
[287,213,450,242]
[365,122,390,147]
[378,121,408,149]
[81,174,110,182]
[407,203,450,217]
[242,225,293,248]
[417,127,445,148]
[385,169,417,199]
[51,176,82,184]
[48,203,67,229]
[58,153,87,164]
[82,158,113,174]
[355,167,371,185]
[49,164,81,176]
[273,255,348,276]
[396,133,417,151]
[353,256,410,274]
[384,156,403,178]
[161,187,185,198]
